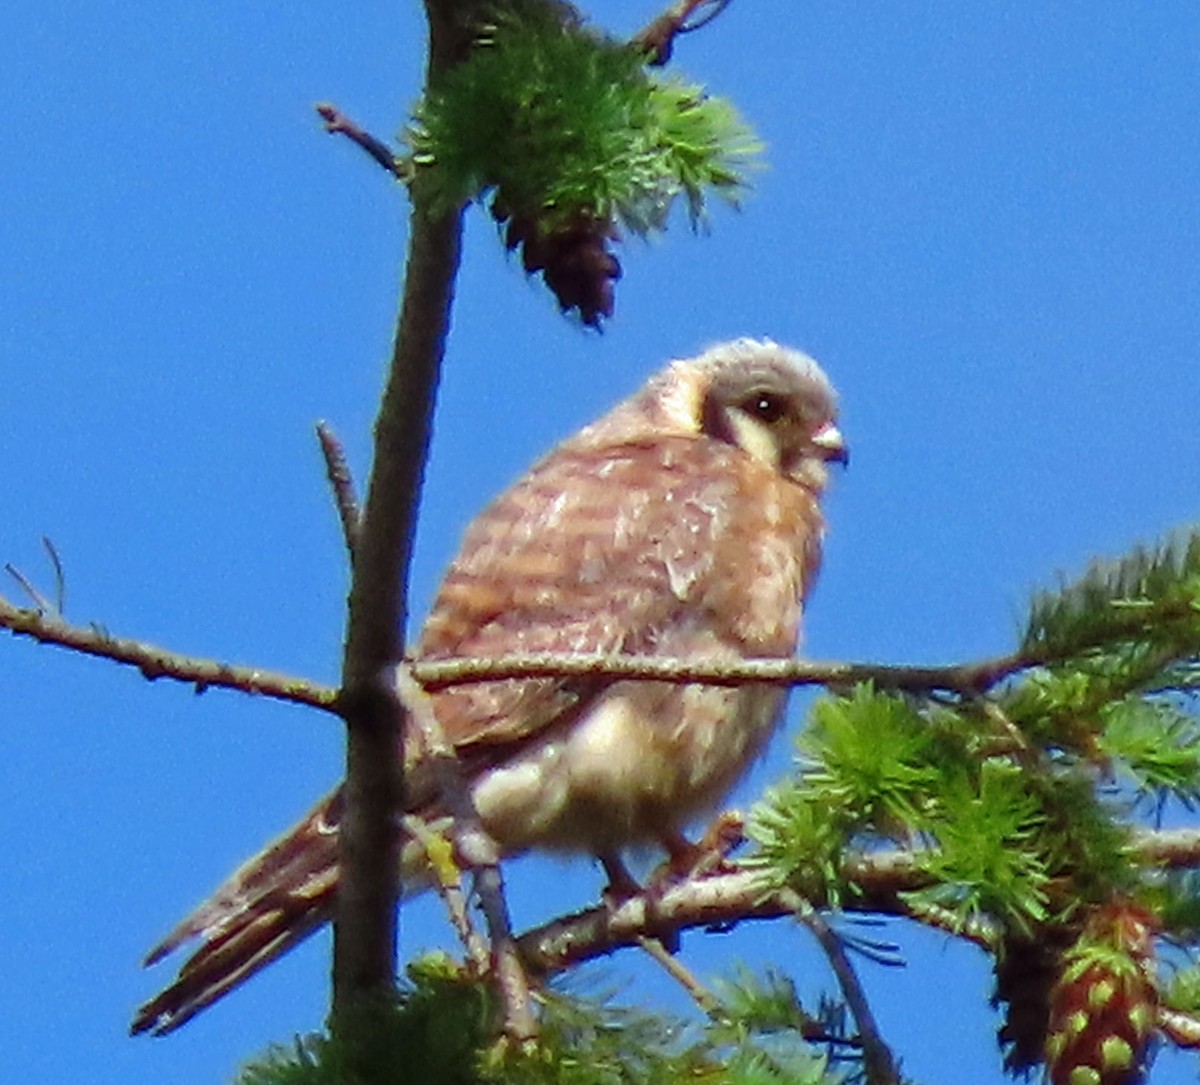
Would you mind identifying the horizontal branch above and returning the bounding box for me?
[409,650,1030,694]
[8,597,1197,732]
[0,594,1042,718]
[0,597,337,712]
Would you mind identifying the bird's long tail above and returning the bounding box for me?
[131,789,343,1036]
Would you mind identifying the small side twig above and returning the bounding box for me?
[636,935,720,1015]
[394,663,537,1041]
[315,103,405,179]
[1160,1007,1200,1048]
[403,813,489,973]
[41,537,67,614]
[789,895,900,1085]
[634,0,733,65]
[316,421,361,557]
[5,563,53,614]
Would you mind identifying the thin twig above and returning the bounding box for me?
[636,935,720,1014]
[395,663,537,1040]
[8,590,1198,731]
[315,103,405,179]
[0,596,337,710]
[402,814,489,973]
[4,564,52,613]
[0,594,1033,722]
[0,579,1051,716]
[1160,1007,1200,1048]
[316,421,361,556]
[634,0,733,65]
[789,895,900,1085]
[41,537,66,614]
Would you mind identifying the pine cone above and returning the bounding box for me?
[491,196,622,327]
[995,927,1076,1074]
[1044,903,1158,1085]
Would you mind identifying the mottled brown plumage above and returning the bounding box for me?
[133,338,846,1035]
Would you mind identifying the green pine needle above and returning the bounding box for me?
[908,759,1051,934]
[407,2,762,234]
[236,953,846,1085]
[1098,696,1200,806]
[746,784,851,903]
[1022,529,1200,662]
[711,966,815,1038]
[798,685,945,833]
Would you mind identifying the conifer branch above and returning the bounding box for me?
[517,827,1200,975]
[1023,530,1200,659]
[408,649,1032,693]
[0,596,337,710]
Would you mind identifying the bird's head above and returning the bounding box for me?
[687,339,847,492]
[574,338,846,492]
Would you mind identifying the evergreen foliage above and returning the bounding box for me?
[236,954,846,1085]
[405,0,760,323]
[748,525,1200,1081]
[408,2,759,232]
[238,526,1200,1084]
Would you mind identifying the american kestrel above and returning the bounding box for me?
[133,338,846,1034]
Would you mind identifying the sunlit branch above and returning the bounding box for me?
[517,827,1200,974]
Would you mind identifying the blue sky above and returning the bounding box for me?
[4,1,1199,1081]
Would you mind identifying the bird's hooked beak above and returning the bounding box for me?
[812,420,849,467]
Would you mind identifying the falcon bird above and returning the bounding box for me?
[133,338,847,1034]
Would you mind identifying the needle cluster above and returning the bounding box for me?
[406,0,760,324]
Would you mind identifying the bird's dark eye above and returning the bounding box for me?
[741,391,789,424]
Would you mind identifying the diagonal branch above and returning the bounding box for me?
[516,826,1200,976]
[316,103,404,179]
[0,597,336,711]
[790,896,900,1085]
